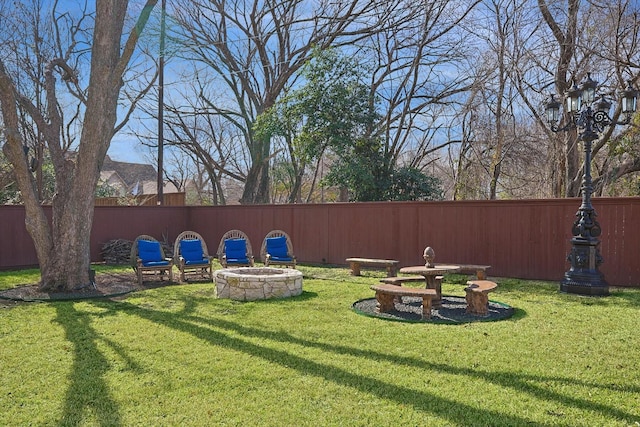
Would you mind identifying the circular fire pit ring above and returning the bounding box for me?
[214,267,303,301]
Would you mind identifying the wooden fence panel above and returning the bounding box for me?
[0,206,39,269]
[292,205,330,264]
[2,198,639,286]
[595,199,640,285]
[91,206,189,258]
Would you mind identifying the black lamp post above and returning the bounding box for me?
[545,74,638,296]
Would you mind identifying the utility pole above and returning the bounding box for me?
[157,0,166,205]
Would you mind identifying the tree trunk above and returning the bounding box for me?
[39,1,130,290]
[240,135,271,204]
[565,128,581,197]
[42,197,94,290]
[240,161,270,204]
[1,0,158,291]
[0,65,54,275]
[539,0,579,197]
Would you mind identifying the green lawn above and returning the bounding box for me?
[1,264,639,426]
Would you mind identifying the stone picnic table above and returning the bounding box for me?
[398,264,461,308]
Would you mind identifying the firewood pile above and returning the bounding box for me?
[101,238,174,265]
[101,239,133,265]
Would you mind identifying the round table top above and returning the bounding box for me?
[399,264,461,275]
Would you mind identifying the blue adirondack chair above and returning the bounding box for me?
[131,235,174,285]
[260,230,296,268]
[217,229,255,268]
[174,231,213,281]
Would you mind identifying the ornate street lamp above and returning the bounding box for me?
[545,74,638,296]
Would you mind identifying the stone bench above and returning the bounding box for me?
[346,257,399,277]
[379,276,423,285]
[380,275,443,286]
[379,276,443,305]
[444,264,491,280]
[370,283,437,319]
[464,280,498,316]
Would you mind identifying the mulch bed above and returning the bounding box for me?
[0,272,174,303]
[352,295,514,324]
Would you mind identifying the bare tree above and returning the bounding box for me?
[536,0,583,197]
[589,0,640,195]
[169,0,399,204]
[361,0,481,171]
[451,0,550,199]
[161,74,250,205]
[0,0,158,291]
[0,0,77,202]
[535,0,640,197]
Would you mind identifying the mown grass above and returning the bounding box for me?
[1,264,639,426]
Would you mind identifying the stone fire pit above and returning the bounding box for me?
[214,267,303,301]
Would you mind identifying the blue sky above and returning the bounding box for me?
[108,135,148,164]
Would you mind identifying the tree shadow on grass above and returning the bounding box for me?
[52,303,143,427]
[84,296,639,426]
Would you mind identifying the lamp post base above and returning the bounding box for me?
[560,237,609,296]
[560,276,609,296]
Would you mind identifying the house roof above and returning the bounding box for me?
[99,170,126,185]
[101,156,182,195]
[102,156,157,189]
[141,180,179,195]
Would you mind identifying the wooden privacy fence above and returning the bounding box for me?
[1,198,639,286]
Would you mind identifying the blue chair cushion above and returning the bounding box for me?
[225,238,248,263]
[143,260,170,267]
[180,239,206,265]
[226,257,249,264]
[270,255,292,262]
[266,236,289,258]
[138,239,168,267]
